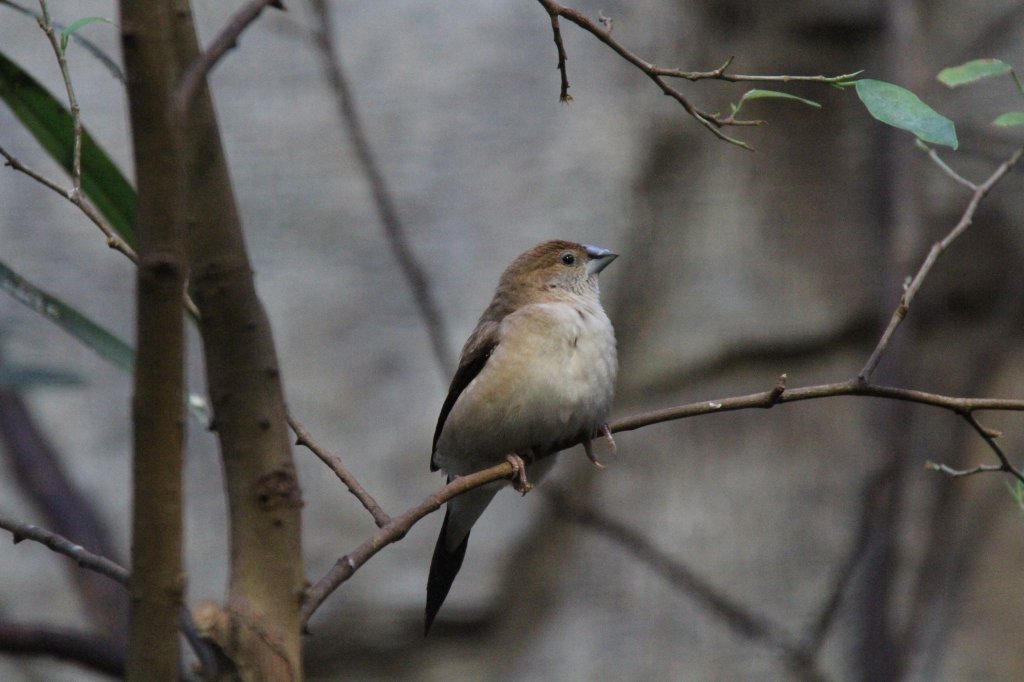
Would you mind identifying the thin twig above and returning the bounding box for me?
[535,0,755,150]
[0,146,137,263]
[924,460,1004,478]
[300,461,519,625]
[288,412,391,528]
[916,141,978,191]
[0,515,128,585]
[0,145,204,320]
[36,0,83,194]
[547,11,572,102]
[533,2,858,150]
[0,516,219,679]
[174,0,281,117]
[309,0,454,379]
[859,145,1024,381]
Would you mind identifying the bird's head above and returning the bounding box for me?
[496,240,618,306]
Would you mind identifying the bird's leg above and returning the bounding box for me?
[582,438,606,469]
[505,453,533,494]
[601,423,617,454]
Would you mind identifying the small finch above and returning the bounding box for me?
[425,240,618,634]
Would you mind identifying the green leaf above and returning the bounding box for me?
[0,259,135,373]
[937,59,1012,88]
[731,89,821,116]
[60,17,113,53]
[854,79,958,149]
[992,111,1024,127]
[0,51,135,244]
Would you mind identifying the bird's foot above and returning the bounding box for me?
[506,454,533,495]
[601,423,617,454]
[582,438,606,469]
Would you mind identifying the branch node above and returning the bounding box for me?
[766,373,787,406]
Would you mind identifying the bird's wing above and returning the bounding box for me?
[431,320,499,470]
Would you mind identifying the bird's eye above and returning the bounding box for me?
[560,252,576,266]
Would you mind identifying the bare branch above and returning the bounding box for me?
[535,0,756,149]
[309,0,455,378]
[0,144,138,263]
[0,514,220,679]
[301,460,519,625]
[288,412,391,527]
[917,141,978,191]
[859,145,1024,380]
[0,514,128,585]
[174,0,281,117]
[533,2,858,149]
[545,10,572,102]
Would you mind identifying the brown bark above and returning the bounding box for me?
[169,2,305,678]
[120,2,188,679]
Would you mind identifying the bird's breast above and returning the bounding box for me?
[434,300,616,475]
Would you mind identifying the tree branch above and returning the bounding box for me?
[0,144,138,263]
[288,412,391,528]
[533,1,859,150]
[858,145,1024,380]
[308,0,455,379]
[300,375,1024,622]
[0,514,129,584]
[174,0,281,117]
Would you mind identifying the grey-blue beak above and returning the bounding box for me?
[584,244,618,276]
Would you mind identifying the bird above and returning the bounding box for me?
[425,239,618,634]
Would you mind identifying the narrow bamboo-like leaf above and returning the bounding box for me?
[855,79,958,149]
[992,111,1024,127]
[0,259,134,373]
[0,363,84,388]
[59,16,114,53]
[937,59,1012,88]
[0,51,135,244]
[0,262,210,422]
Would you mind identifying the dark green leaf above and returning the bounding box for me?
[937,59,1012,88]
[855,79,958,149]
[0,259,134,373]
[0,51,135,244]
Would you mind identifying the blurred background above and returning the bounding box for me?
[2,0,1024,679]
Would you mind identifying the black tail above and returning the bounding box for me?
[425,506,470,635]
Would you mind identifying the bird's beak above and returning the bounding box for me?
[584,245,618,276]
